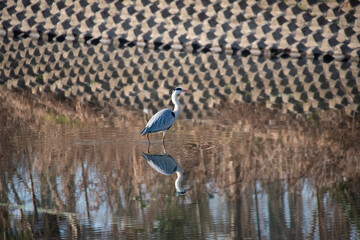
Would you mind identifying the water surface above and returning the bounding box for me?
[0,109,359,239]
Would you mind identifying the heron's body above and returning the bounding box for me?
[140,109,175,136]
[141,87,191,145]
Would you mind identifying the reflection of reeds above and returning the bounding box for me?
[0,88,359,238]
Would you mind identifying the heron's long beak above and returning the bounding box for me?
[182,89,192,93]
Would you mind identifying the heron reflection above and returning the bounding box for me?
[141,150,188,195]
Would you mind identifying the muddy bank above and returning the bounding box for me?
[1,86,359,136]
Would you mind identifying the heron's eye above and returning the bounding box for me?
[174,87,182,91]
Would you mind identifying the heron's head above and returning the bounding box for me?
[175,183,191,196]
[177,189,187,195]
[173,87,192,96]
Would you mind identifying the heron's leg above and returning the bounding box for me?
[146,134,150,145]
[162,144,167,154]
[162,130,167,145]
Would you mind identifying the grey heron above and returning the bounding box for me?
[141,151,188,195]
[141,87,192,145]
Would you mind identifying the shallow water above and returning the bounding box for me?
[0,111,359,239]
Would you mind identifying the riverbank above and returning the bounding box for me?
[1,86,359,134]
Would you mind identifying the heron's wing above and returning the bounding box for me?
[143,109,175,134]
[141,153,177,175]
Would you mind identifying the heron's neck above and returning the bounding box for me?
[175,169,184,193]
[172,93,180,119]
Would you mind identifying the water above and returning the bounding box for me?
[0,109,359,239]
